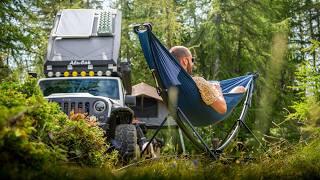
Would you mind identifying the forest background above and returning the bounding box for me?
[1,0,320,179]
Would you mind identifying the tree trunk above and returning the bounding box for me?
[308,2,316,68]
[166,2,172,48]
[236,14,244,74]
[212,12,221,79]
[299,16,305,61]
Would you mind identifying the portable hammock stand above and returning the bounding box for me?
[134,23,263,159]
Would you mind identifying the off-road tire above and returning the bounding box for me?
[115,124,139,161]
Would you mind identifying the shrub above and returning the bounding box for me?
[0,78,117,169]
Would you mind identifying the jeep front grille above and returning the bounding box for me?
[60,101,91,115]
[47,97,109,125]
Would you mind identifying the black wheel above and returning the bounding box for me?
[115,124,139,161]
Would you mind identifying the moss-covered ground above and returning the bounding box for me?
[1,137,320,179]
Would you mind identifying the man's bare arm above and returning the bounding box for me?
[210,83,227,114]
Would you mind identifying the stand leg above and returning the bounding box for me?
[239,120,268,152]
[217,120,239,150]
[140,117,168,156]
[178,108,217,159]
[178,128,186,154]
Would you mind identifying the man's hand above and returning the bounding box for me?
[229,86,246,93]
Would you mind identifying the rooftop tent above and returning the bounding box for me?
[44,9,122,76]
[47,9,121,62]
[55,9,95,37]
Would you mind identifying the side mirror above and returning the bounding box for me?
[125,95,136,106]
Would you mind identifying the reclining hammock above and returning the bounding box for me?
[134,23,260,158]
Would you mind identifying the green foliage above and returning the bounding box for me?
[286,40,320,135]
[0,78,117,168]
[287,96,318,123]
[0,80,58,167]
[0,61,11,82]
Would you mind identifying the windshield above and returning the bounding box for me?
[39,79,120,99]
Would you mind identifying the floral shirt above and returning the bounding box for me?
[192,76,222,105]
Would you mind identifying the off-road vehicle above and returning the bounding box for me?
[38,9,143,159]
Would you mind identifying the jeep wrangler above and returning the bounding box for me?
[38,9,144,160]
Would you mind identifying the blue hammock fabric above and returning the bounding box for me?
[137,29,254,126]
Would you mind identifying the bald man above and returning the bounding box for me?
[170,46,246,114]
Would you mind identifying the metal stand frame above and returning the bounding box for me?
[215,74,266,152]
[141,74,264,158]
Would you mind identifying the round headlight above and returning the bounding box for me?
[97,71,103,76]
[55,72,61,77]
[94,101,106,112]
[105,70,112,76]
[48,71,53,77]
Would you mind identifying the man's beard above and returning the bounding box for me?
[187,65,192,74]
